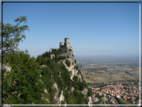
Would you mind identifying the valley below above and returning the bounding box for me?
[76,55,139,83]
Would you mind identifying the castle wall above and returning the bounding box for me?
[60,44,72,51]
[60,45,68,52]
[59,53,71,57]
[64,43,70,48]
[68,46,72,49]
[50,48,58,52]
[60,45,66,48]
[58,51,73,58]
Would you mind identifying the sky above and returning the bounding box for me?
[3,2,139,58]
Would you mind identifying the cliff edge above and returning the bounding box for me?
[36,38,92,104]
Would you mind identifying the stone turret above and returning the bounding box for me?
[60,42,63,46]
[64,38,70,48]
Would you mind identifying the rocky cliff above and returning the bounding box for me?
[36,39,92,104]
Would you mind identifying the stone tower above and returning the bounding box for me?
[64,38,70,48]
[60,42,63,46]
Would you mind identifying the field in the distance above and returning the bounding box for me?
[76,55,139,83]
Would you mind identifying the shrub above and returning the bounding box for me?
[74,65,78,70]
[65,60,70,67]
[57,56,66,60]
[3,51,45,104]
[78,83,84,91]
[73,76,78,82]
[69,49,72,51]
[88,88,92,96]
[60,64,71,84]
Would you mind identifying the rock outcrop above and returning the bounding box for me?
[36,38,92,104]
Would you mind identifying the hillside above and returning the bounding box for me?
[3,38,92,104]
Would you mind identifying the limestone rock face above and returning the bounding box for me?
[82,88,88,97]
[88,96,93,106]
[58,90,64,103]
[44,89,48,93]
[53,82,58,91]
[71,87,75,92]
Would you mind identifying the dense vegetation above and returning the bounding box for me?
[2,16,91,104]
[36,49,66,65]
[65,60,70,67]
[3,51,46,104]
[35,51,90,104]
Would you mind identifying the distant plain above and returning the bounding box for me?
[76,55,139,83]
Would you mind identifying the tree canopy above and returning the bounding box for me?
[1,16,29,56]
[3,51,46,104]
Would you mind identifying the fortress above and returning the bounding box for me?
[50,38,72,52]
[50,38,73,59]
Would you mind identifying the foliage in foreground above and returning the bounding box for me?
[2,16,29,56]
[3,51,46,104]
[3,50,91,104]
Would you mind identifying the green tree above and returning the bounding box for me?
[60,63,71,84]
[1,16,29,56]
[88,88,92,96]
[3,51,46,104]
[65,60,70,67]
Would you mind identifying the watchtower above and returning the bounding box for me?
[64,38,70,48]
[50,48,53,52]
[60,42,63,46]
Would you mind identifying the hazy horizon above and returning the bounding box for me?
[31,53,139,59]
